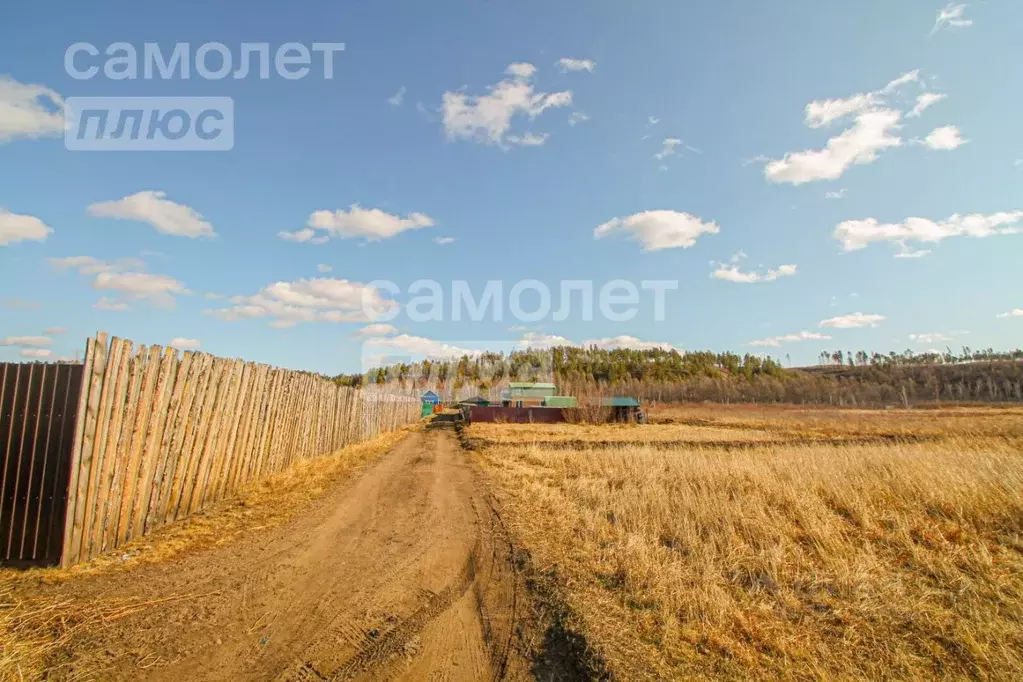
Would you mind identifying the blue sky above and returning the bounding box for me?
[1,1,1021,374]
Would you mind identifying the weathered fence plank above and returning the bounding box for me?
[131,348,177,540]
[88,339,131,559]
[100,341,140,556]
[145,351,194,535]
[114,345,160,548]
[64,333,108,566]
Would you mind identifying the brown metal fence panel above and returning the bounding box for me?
[0,363,84,566]
[468,406,567,423]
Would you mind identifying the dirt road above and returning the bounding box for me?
[47,427,526,681]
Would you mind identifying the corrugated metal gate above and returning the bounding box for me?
[0,362,84,566]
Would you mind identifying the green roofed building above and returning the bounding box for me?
[542,396,577,408]
[600,396,646,423]
[599,397,641,408]
[501,382,558,406]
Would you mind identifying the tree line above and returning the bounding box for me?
[333,345,1023,406]
[818,347,1023,367]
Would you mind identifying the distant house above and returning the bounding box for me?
[501,382,557,407]
[600,397,646,423]
[420,390,440,417]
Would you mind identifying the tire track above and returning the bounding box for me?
[325,551,478,680]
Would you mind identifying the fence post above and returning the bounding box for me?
[60,333,105,568]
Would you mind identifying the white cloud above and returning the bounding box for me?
[648,116,660,126]
[556,58,596,73]
[388,85,406,107]
[94,297,130,312]
[0,208,52,246]
[880,70,921,95]
[279,228,327,243]
[87,191,215,238]
[0,336,52,348]
[996,308,1023,319]
[20,349,52,359]
[711,262,797,284]
[805,93,879,129]
[568,111,589,126]
[207,277,395,328]
[512,332,679,352]
[205,303,262,321]
[909,332,953,343]
[50,255,189,308]
[516,332,575,350]
[583,336,681,352]
[0,76,63,143]
[835,210,1023,254]
[932,3,972,34]
[44,327,67,335]
[655,137,682,160]
[748,331,831,347]
[594,210,719,251]
[506,63,536,79]
[907,92,947,118]
[819,312,886,329]
[317,264,333,273]
[762,70,927,185]
[923,125,966,150]
[765,109,903,185]
[354,323,398,337]
[894,248,932,259]
[802,69,919,130]
[433,236,456,245]
[364,334,477,359]
[169,337,201,350]
[825,189,847,200]
[92,271,190,308]
[441,63,572,148]
[48,255,145,275]
[304,204,434,242]
[505,132,549,147]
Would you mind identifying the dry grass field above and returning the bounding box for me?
[469,405,1023,680]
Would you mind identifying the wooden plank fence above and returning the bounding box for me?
[1,332,420,567]
[0,362,84,565]
[55,332,419,566]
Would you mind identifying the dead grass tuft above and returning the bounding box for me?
[474,406,1023,679]
[468,422,776,446]
[0,586,206,681]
